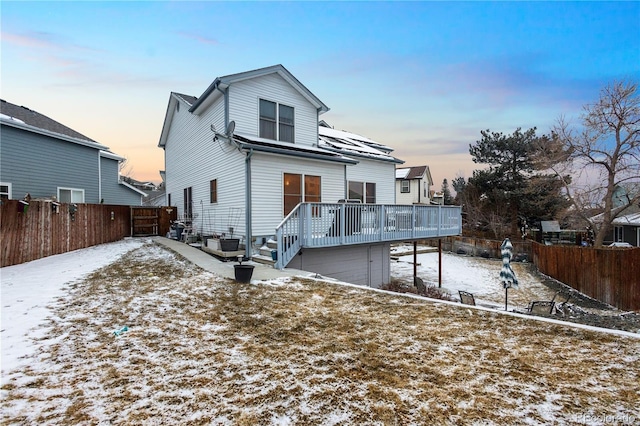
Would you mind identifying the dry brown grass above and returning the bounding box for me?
[1,243,638,425]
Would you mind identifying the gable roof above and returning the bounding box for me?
[0,99,109,150]
[396,165,431,181]
[189,64,329,115]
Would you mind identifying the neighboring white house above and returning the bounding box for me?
[158,65,461,287]
[395,165,433,205]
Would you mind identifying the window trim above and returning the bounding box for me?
[259,98,294,143]
[401,180,410,193]
[57,187,85,203]
[0,182,12,199]
[283,173,321,215]
[184,186,193,220]
[210,179,218,204]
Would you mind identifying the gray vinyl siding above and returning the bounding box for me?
[229,73,319,147]
[250,153,345,237]
[346,158,396,204]
[0,125,99,202]
[286,243,391,287]
[164,96,246,236]
[100,157,143,205]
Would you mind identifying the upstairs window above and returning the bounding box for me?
[259,99,277,140]
[279,104,294,143]
[260,99,294,142]
[401,180,410,193]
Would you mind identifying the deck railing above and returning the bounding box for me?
[274,203,462,269]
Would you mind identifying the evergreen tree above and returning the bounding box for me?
[441,179,452,205]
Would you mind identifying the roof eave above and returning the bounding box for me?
[1,118,110,150]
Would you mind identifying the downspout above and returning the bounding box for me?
[98,152,102,203]
[215,84,229,130]
[245,147,254,259]
[418,179,421,204]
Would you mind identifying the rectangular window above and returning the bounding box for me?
[259,99,277,140]
[260,99,294,142]
[401,180,410,193]
[184,187,192,220]
[284,173,302,215]
[304,175,321,203]
[614,226,624,242]
[0,182,11,200]
[283,174,320,215]
[210,179,217,203]
[279,104,294,143]
[58,188,85,203]
[366,182,376,204]
[348,181,364,202]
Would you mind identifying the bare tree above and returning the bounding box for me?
[551,80,640,246]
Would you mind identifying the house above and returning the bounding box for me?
[158,65,461,287]
[395,165,433,204]
[610,213,640,247]
[594,184,640,246]
[0,99,146,205]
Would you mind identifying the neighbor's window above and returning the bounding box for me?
[284,173,302,215]
[401,180,410,193]
[366,182,376,204]
[210,179,217,203]
[348,181,364,202]
[58,187,84,203]
[614,226,623,242]
[0,182,11,200]
[260,99,294,142]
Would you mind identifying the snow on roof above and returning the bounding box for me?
[318,126,402,163]
[396,168,410,179]
[612,212,640,226]
[0,113,25,124]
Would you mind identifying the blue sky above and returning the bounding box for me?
[2,1,638,188]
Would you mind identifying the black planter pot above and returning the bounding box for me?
[220,238,240,251]
[234,264,254,283]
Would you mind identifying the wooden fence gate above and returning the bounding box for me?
[130,206,176,237]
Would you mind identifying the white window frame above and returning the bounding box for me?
[58,187,85,203]
[0,182,12,199]
[614,226,624,242]
[401,180,410,193]
[259,98,294,143]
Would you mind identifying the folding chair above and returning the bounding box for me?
[458,290,476,306]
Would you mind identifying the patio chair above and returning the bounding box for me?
[526,300,555,315]
[414,276,426,295]
[458,290,476,306]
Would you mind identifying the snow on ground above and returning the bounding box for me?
[391,244,561,310]
[1,238,145,381]
[1,239,639,425]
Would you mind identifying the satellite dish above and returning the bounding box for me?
[226,121,235,136]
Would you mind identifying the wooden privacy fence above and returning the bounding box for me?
[423,236,533,260]
[1,200,177,267]
[531,243,640,311]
